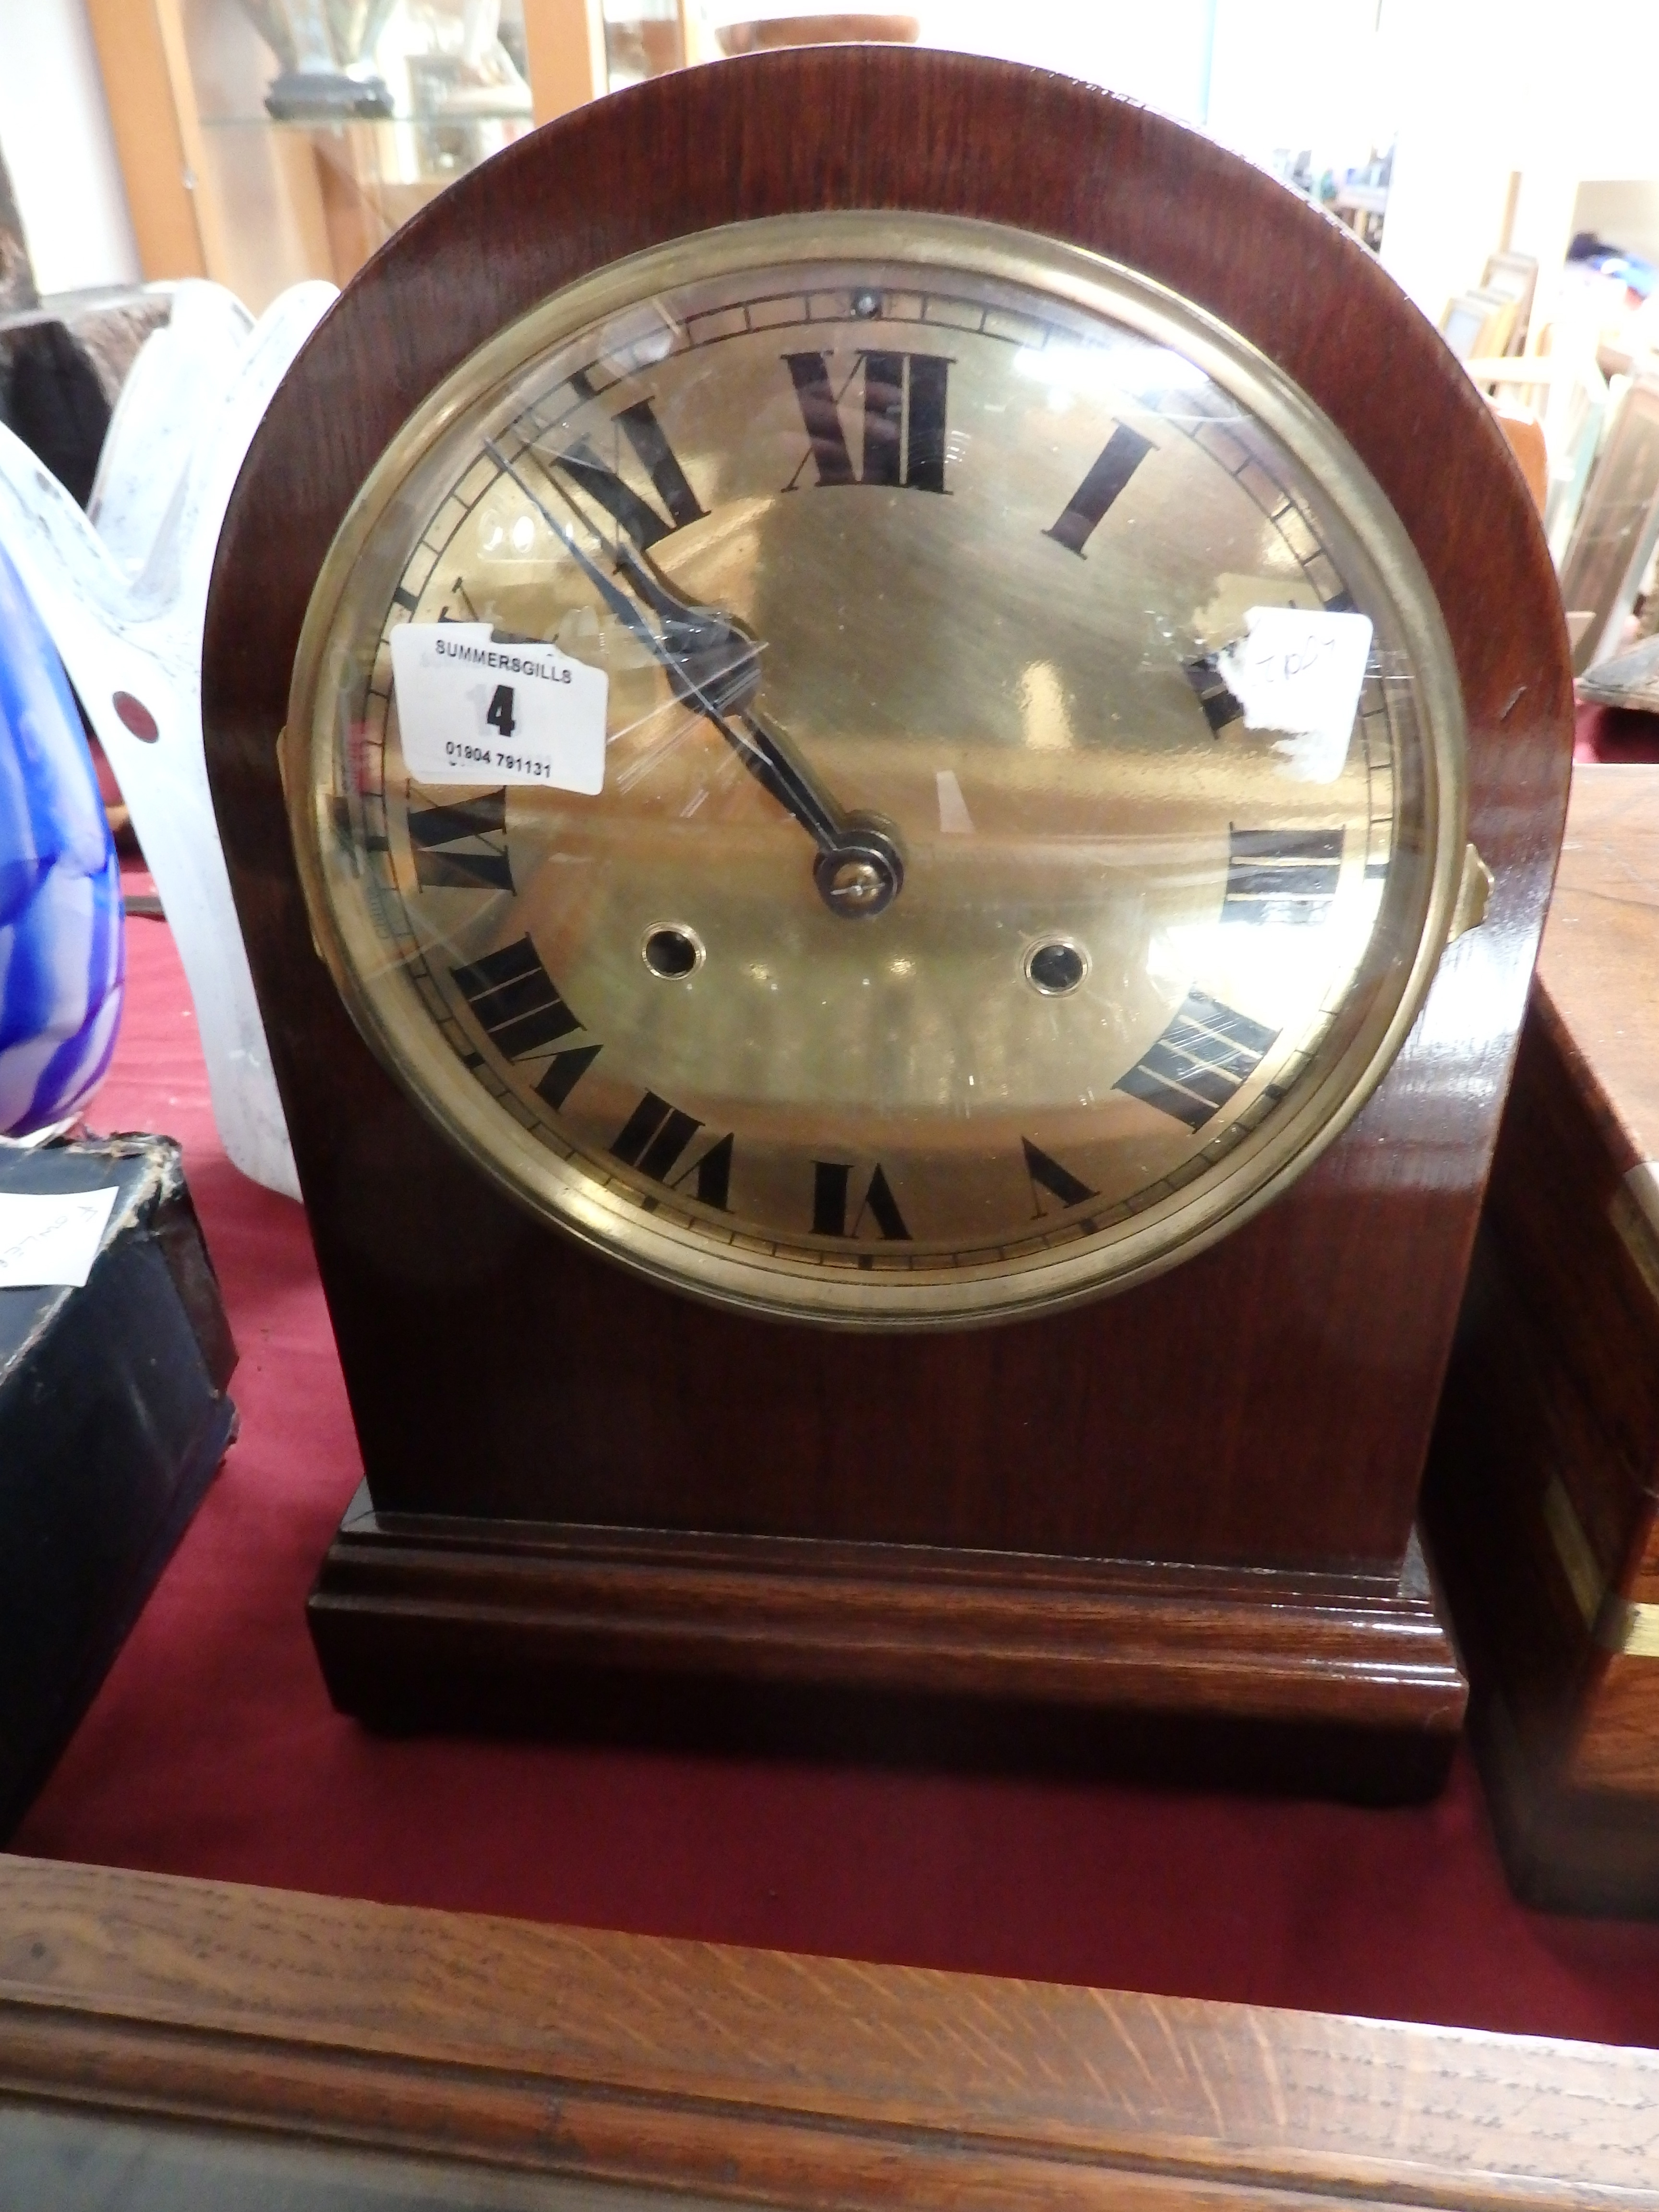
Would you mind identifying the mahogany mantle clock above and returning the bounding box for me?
[202,47,1573,1795]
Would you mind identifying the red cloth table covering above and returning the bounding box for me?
[13,880,1659,2046]
[1577,699,1659,763]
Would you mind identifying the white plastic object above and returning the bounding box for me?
[87,282,255,580]
[0,277,337,1199]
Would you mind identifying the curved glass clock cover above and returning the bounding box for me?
[290,213,1466,1325]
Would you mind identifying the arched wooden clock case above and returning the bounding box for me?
[203,48,1573,1797]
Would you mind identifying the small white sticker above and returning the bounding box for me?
[0,1186,119,1290]
[1214,607,1373,784]
[390,623,607,793]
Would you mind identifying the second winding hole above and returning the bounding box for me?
[643,925,705,979]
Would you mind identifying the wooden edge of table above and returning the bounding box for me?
[1535,763,1659,1173]
[0,1854,1654,2207]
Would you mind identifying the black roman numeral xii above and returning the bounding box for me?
[782,351,950,494]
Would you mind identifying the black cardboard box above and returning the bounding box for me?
[0,1134,236,1836]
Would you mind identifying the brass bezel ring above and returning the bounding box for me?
[287,210,1467,1330]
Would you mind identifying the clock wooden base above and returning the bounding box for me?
[309,1484,1464,1798]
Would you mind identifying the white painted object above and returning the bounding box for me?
[87,283,255,579]
[0,277,338,1198]
[1215,607,1373,785]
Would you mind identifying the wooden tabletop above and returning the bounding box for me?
[1536,763,1659,1173]
[0,1852,1656,2206]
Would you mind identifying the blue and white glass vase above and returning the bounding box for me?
[0,540,123,1134]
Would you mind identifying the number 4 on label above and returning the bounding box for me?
[486,684,516,739]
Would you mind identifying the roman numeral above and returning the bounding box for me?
[1045,424,1154,555]
[1184,653,1244,733]
[611,1093,732,1208]
[391,582,420,613]
[408,786,512,892]
[536,1044,601,1111]
[1222,827,1343,924]
[452,937,583,1060]
[1022,1138,1096,1215]
[811,1162,910,1240]
[1115,990,1278,1132]
[782,351,951,493]
[547,386,706,549]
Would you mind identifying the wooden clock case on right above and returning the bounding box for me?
[202,49,1575,1802]
[1428,768,1659,1909]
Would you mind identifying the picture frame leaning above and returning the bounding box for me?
[1558,374,1659,674]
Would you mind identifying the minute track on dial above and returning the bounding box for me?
[482,440,906,918]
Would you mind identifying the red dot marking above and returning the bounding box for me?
[113,691,159,742]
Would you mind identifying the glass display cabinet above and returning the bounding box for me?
[87,0,613,307]
[601,0,687,89]
[86,4,930,310]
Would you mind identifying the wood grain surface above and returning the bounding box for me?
[1427,765,1659,1911]
[1533,763,1659,1172]
[310,1483,1466,1792]
[1,1851,1657,2207]
[202,48,1572,1767]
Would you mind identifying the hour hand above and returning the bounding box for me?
[486,443,903,915]
[491,440,763,721]
[605,546,905,916]
[611,541,762,719]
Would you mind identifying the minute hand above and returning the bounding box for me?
[484,441,853,861]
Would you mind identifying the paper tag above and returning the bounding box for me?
[0,1186,119,1290]
[1214,607,1373,783]
[390,623,607,793]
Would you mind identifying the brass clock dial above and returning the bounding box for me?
[289,212,1466,1325]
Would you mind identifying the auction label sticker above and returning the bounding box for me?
[0,1186,119,1289]
[1215,607,1374,783]
[390,623,607,793]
